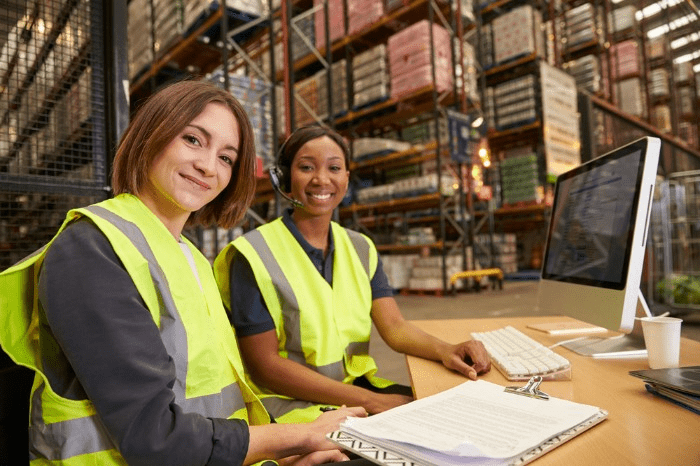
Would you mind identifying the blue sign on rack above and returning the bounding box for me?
[447,109,473,164]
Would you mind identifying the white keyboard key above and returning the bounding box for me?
[471,326,572,381]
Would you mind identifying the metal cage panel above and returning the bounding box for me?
[1,0,108,270]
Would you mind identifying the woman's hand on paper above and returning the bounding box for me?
[442,340,492,380]
[365,392,414,415]
[306,406,367,451]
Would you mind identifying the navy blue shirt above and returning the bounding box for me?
[229,209,394,337]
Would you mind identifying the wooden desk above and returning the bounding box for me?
[406,316,700,466]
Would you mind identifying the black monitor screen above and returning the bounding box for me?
[542,146,645,289]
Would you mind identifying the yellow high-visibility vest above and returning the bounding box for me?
[214,218,392,423]
[0,194,269,464]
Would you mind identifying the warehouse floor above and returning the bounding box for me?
[369,280,700,386]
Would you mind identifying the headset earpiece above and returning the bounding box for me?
[268,162,302,208]
[269,165,286,193]
[275,134,293,193]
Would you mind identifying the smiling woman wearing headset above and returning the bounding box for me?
[214,125,491,424]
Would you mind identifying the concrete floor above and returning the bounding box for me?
[369,281,700,386]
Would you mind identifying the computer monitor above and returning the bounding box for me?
[537,136,661,358]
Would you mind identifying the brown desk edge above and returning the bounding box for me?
[405,316,700,466]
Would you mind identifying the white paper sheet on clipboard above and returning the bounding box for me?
[328,379,607,466]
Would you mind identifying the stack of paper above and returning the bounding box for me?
[630,366,700,415]
[329,380,607,466]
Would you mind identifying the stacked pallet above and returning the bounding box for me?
[152,0,183,56]
[475,234,518,275]
[397,113,449,145]
[651,105,672,133]
[352,45,390,108]
[293,74,320,127]
[127,0,154,79]
[561,3,603,51]
[608,5,637,33]
[347,0,384,35]
[609,39,645,118]
[291,13,314,62]
[491,74,537,130]
[563,55,602,94]
[492,4,544,65]
[649,68,670,98]
[609,40,643,79]
[646,36,668,61]
[316,59,348,119]
[387,20,453,99]
[381,254,419,290]
[208,71,273,168]
[355,172,457,204]
[499,148,541,206]
[407,253,473,291]
[352,137,411,162]
[612,79,646,118]
[540,62,580,177]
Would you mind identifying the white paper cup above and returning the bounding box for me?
[640,317,682,369]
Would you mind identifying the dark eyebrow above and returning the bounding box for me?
[187,124,239,153]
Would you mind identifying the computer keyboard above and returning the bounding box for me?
[471,326,572,381]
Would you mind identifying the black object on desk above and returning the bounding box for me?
[630,366,700,415]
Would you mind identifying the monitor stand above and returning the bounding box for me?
[561,291,651,358]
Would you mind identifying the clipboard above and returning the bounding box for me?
[329,411,607,466]
[327,378,608,466]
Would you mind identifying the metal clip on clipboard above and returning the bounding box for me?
[505,375,550,400]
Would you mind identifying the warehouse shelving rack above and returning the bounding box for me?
[277,0,484,291]
[116,0,700,283]
[473,0,700,269]
[473,1,566,270]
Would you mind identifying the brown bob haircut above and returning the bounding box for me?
[112,79,256,228]
[276,124,350,192]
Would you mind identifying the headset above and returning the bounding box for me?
[268,131,303,208]
[268,164,303,208]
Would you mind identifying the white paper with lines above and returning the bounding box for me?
[338,380,602,463]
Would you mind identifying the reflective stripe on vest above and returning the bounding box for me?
[29,384,115,462]
[85,205,245,416]
[241,227,372,383]
[22,197,250,462]
[230,221,381,420]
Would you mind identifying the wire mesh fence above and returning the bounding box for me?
[0,0,107,270]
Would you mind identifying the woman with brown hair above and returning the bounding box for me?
[0,81,366,465]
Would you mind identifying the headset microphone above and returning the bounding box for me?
[268,166,303,208]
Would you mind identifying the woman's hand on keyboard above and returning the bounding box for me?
[441,340,492,380]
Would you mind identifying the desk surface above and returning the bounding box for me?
[406,316,700,466]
